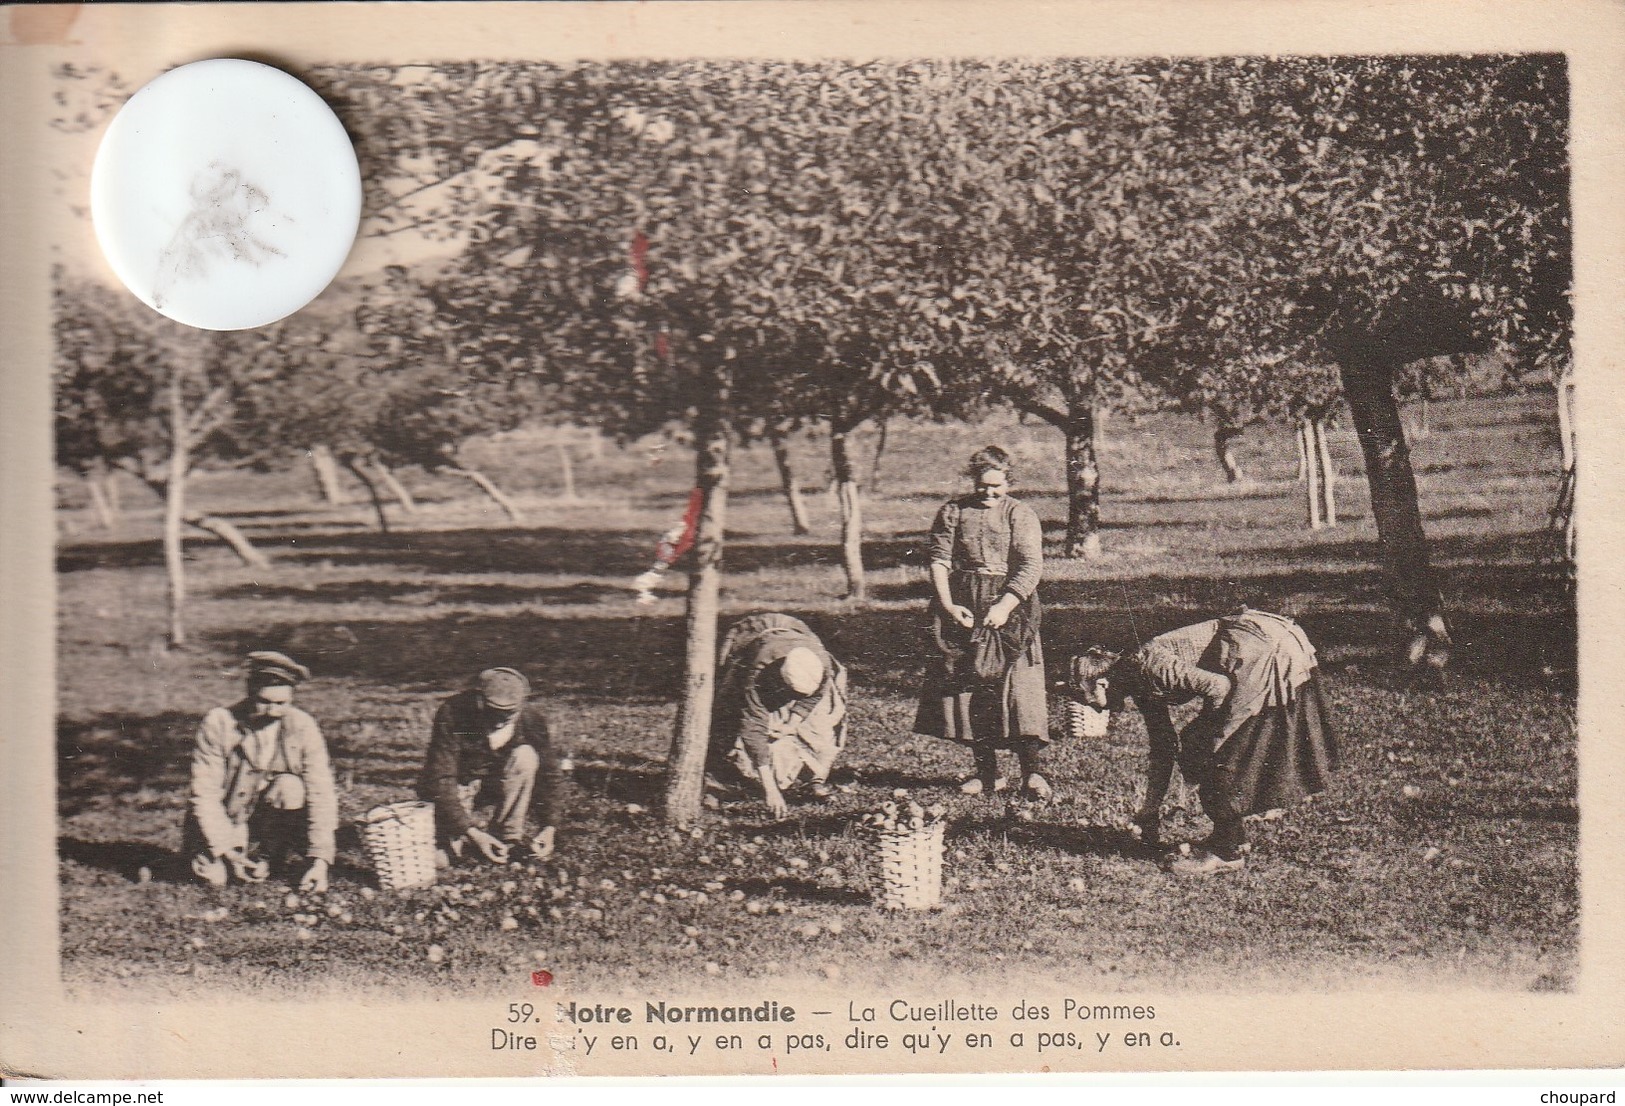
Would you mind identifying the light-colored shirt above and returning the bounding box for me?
[240,721,283,769]
[189,703,337,863]
[487,718,517,751]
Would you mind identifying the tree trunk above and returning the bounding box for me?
[555,441,578,501]
[309,445,348,505]
[85,473,118,530]
[1301,420,1324,530]
[120,466,270,566]
[664,405,731,827]
[371,460,417,513]
[1403,398,1430,440]
[830,426,867,601]
[185,513,272,569]
[164,374,189,649]
[1555,367,1576,473]
[1314,417,1338,527]
[1214,424,1246,483]
[1295,422,1309,482]
[769,430,811,536]
[1553,367,1577,583]
[344,457,391,534]
[1337,355,1450,667]
[1064,406,1102,559]
[868,417,890,495]
[449,467,526,524]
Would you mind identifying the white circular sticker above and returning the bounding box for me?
[90,58,362,331]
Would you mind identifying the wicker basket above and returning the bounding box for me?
[1064,700,1111,739]
[869,821,946,911]
[359,800,438,891]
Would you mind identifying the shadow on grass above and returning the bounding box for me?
[237,519,378,536]
[201,604,946,703]
[200,505,375,524]
[207,611,690,700]
[1107,486,1292,508]
[1398,793,1579,826]
[56,531,1572,825]
[570,757,668,808]
[726,875,869,906]
[57,824,376,887]
[215,580,631,607]
[1008,819,1163,861]
[1430,504,1511,523]
[56,525,1572,817]
[277,527,660,577]
[947,816,1160,862]
[57,536,247,574]
[59,526,660,577]
[200,541,1570,701]
[57,711,196,818]
[58,836,177,882]
[1418,457,1498,476]
[726,810,864,840]
[724,535,926,576]
[329,746,436,791]
[836,768,963,793]
[1217,528,1555,571]
[60,522,942,581]
[988,532,1570,679]
[58,711,434,813]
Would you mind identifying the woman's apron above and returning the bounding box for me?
[915,570,1047,748]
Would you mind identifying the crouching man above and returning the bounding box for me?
[707,613,849,819]
[184,651,337,892]
[418,667,561,866]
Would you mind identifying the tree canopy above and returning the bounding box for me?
[309,56,1568,566]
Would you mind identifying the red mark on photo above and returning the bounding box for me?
[532,969,553,987]
[630,230,649,292]
[655,488,704,565]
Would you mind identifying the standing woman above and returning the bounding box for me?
[913,446,1052,798]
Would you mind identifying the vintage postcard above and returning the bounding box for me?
[1,0,1621,1081]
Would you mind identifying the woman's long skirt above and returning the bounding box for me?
[1217,673,1339,815]
[913,572,1048,749]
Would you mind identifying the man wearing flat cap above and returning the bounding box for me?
[418,667,561,865]
[184,651,337,891]
[707,613,848,819]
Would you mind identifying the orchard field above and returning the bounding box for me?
[53,397,1576,996]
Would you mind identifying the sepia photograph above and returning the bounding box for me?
[2,0,1621,1082]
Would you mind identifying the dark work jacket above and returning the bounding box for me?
[416,691,561,838]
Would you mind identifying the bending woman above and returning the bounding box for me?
[913,446,1052,799]
[1069,608,1338,875]
[707,612,848,819]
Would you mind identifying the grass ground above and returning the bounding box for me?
[53,396,1576,996]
